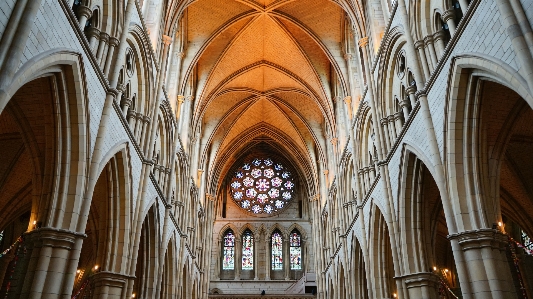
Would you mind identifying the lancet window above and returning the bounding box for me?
[290,230,302,270]
[271,231,283,270]
[242,230,254,270]
[222,230,235,270]
[522,229,533,252]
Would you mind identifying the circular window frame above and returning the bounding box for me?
[228,155,297,217]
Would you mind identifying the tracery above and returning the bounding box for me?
[231,157,295,215]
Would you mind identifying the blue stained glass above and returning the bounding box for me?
[242,231,254,270]
[231,157,295,214]
[271,232,283,270]
[231,181,241,189]
[242,200,251,208]
[223,231,235,270]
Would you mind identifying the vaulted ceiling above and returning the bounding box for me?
[179,0,348,193]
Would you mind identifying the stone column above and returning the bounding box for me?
[380,118,391,150]
[19,228,86,299]
[121,97,132,116]
[495,0,533,91]
[399,99,410,120]
[92,271,135,299]
[414,40,431,80]
[433,30,446,58]
[96,32,110,66]
[394,112,404,134]
[424,35,438,70]
[442,9,457,36]
[76,5,92,30]
[103,37,120,76]
[388,114,397,141]
[458,0,469,14]
[402,272,440,299]
[405,86,417,108]
[87,27,101,52]
[448,229,517,299]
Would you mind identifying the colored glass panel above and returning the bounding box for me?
[242,231,254,270]
[522,230,533,252]
[230,157,296,214]
[290,232,302,270]
[223,231,235,270]
[272,232,283,270]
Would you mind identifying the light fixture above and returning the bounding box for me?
[132,294,136,298]
[94,265,99,270]
[393,293,397,298]
[498,221,503,227]
[76,269,81,274]
[433,266,437,271]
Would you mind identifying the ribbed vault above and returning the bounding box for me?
[175,0,347,200]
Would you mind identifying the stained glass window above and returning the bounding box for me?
[242,230,254,270]
[522,229,533,253]
[271,231,283,270]
[290,230,302,270]
[222,230,235,270]
[230,157,295,215]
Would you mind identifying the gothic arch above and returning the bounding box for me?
[1,50,90,232]
[444,55,533,231]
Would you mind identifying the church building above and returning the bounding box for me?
[0,0,533,298]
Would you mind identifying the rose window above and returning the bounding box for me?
[230,157,295,214]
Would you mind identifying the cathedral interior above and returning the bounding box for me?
[1,0,533,298]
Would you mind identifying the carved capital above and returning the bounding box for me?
[99,32,110,42]
[358,37,369,48]
[433,30,446,42]
[442,9,455,22]
[108,37,120,47]
[405,85,417,95]
[162,34,173,45]
[448,229,508,251]
[177,95,185,104]
[77,5,92,18]
[414,39,425,50]
[86,27,101,38]
[344,53,353,61]
[423,35,434,45]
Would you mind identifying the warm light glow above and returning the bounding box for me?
[94,265,99,270]
[132,294,136,298]
[498,221,503,227]
[33,221,36,225]
[393,293,397,298]
[76,270,80,274]
[445,269,449,273]
[433,266,437,271]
